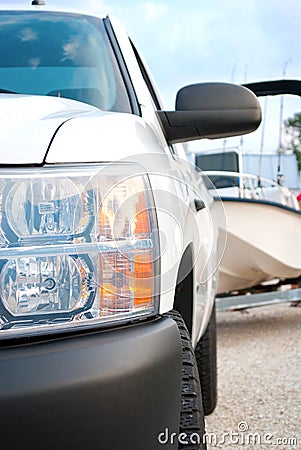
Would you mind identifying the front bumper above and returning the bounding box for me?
[0,317,182,450]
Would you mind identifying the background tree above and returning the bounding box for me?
[284,112,301,172]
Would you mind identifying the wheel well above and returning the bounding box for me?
[174,245,194,336]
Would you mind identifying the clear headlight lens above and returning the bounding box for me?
[5,177,89,238]
[0,164,160,338]
[1,255,93,316]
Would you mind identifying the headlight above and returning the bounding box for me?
[0,164,160,338]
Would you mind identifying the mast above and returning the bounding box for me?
[240,65,248,159]
[277,59,291,184]
[259,96,268,181]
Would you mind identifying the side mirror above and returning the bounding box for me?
[157,82,261,145]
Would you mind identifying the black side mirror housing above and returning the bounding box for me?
[157,82,261,145]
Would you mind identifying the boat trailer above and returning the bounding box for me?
[216,278,301,311]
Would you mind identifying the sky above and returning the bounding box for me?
[1,0,301,154]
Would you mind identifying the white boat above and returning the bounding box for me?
[205,171,301,293]
[197,79,301,294]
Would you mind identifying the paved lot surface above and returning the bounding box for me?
[205,303,301,449]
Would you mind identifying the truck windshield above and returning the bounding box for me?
[0,11,132,112]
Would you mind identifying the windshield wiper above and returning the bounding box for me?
[0,88,19,94]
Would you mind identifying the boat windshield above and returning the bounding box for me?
[0,11,132,112]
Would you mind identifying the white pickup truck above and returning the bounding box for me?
[0,3,261,450]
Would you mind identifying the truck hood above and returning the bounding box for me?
[0,94,98,165]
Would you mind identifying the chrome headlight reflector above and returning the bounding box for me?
[0,164,160,338]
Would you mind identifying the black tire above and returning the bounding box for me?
[195,302,217,416]
[165,310,207,450]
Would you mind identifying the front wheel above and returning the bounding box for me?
[195,302,217,416]
[165,310,207,450]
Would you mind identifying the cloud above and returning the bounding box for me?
[28,57,40,69]
[19,27,38,42]
[85,0,114,12]
[67,0,114,15]
[140,2,169,21]
[62,38,80,63]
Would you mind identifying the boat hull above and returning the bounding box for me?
[217,198,301,293]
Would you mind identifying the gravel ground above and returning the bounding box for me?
[205,303,301,450]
